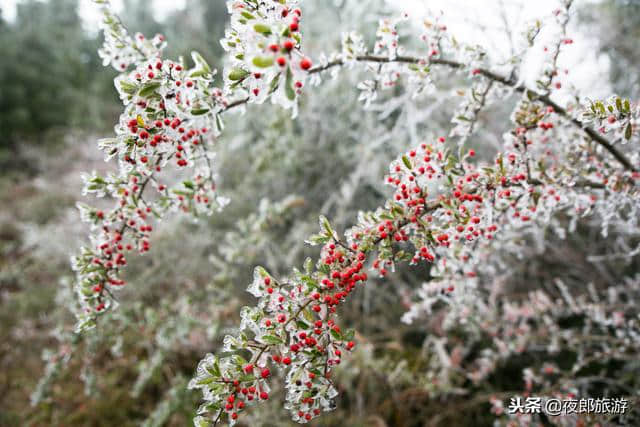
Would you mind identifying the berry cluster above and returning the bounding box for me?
[81,2,640,425]
[223,0,312,114]
[74,2,229,331]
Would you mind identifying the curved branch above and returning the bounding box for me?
[303,54,637,172]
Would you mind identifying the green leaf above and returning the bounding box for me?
[252,56,275,68]
[205,360,221,378]
[306,233,329,246]
[625,122,632,140]
[391,204,404,216]
[268,74,280,94]
[402,155,413,170]
[233,354,248,367]
[190,70,208,78]
[253,23,272,35]
[119,80,138,95]
[196,417,212,427]
[343,329,355,341]
[138,82,161,98]
[256,266,268,278]
[191,108,210,116]
[296,320,310,330]
[261,335,284,345]
[228,68,250,81]
[304,257,313,274]
[196,376,216,385]
[302,309,314,323]
[330,329,342,340]
[285,66,296,101]
[191,51,212,74]
[319,215,334,237]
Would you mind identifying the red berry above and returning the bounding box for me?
[300,58,312,70]
[277,57,287,67]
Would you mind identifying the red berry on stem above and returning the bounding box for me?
[300,58,312,70]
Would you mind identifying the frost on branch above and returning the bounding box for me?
[192,111,638,424]
[190,256,354,425]
[222,0,312,116]
[93,0,166,71]
[73,0,640,424]
[192,110,637,425]
[72,0,230,332]
[580,95,639,145]
[73,0,318,332]
[188,0,640,422]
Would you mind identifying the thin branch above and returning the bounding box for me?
[299,54,636,172]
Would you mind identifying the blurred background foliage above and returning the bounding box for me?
[579,0,640,98]
[0,0,227,170]
[0,0,639,426]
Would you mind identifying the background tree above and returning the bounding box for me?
[579,0,640,98]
